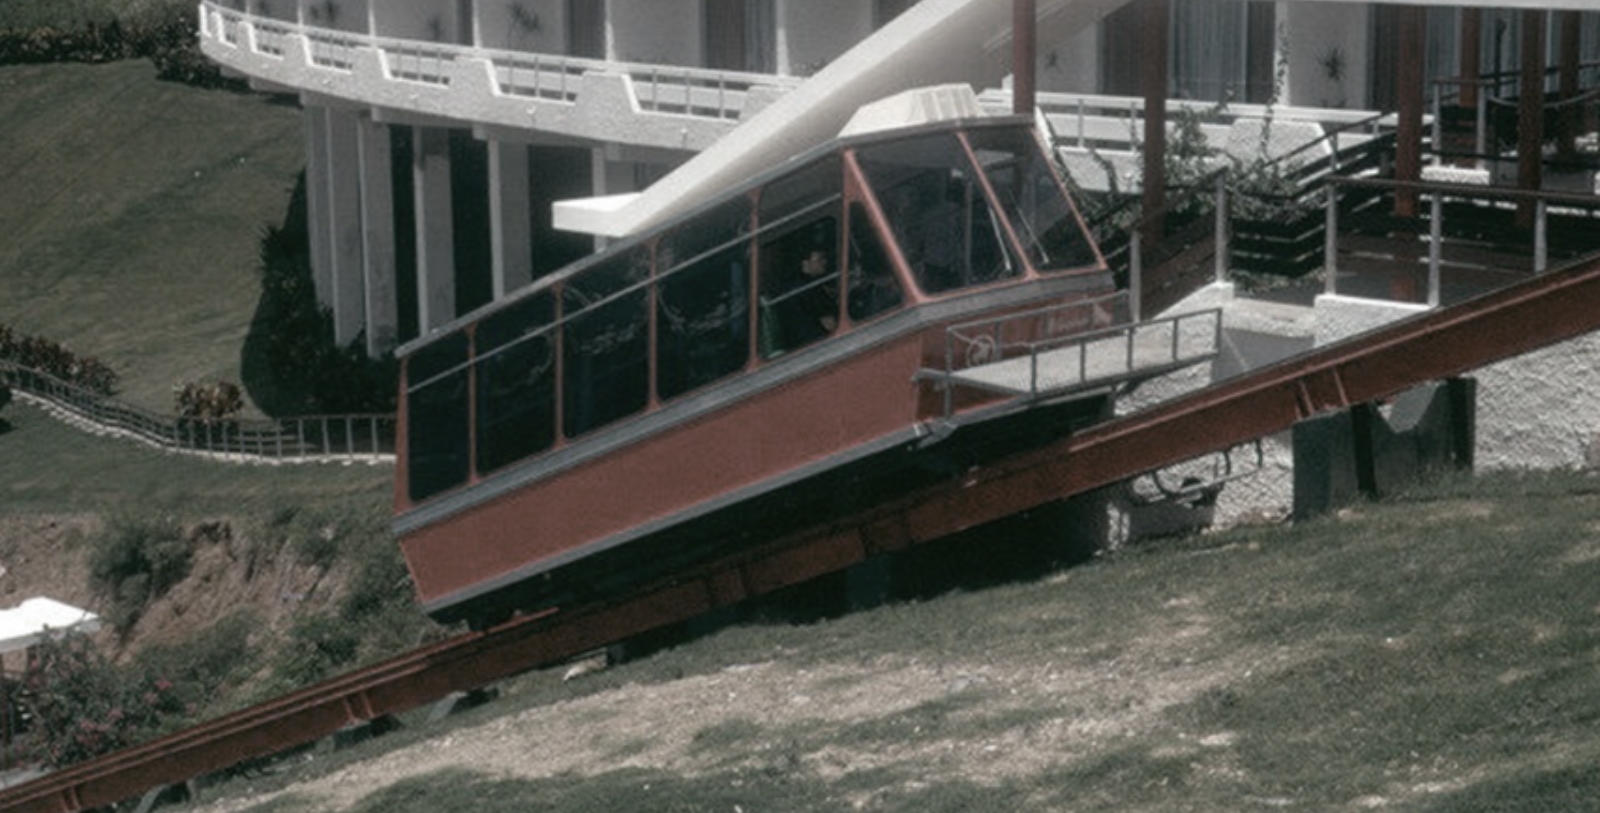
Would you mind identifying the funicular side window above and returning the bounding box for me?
[965,127,1099,272]
[406,332,471,502]
[562,246,650,438]
[846,201,904,322]
[855,133,1022,295]
[475,291,556,475]
[656,197,753,400]
[757,157,842,359]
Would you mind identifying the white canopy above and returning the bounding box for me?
[0,598,101,655]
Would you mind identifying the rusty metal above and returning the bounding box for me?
[1012,0,1036,115]
[6,251,1600,813]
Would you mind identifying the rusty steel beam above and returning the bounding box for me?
[1393,5,1427,218]
[8,251,1600,813]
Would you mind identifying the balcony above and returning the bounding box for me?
[198,0,803,151]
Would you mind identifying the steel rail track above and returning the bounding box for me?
[4,252,1600,813]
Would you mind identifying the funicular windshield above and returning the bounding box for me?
[402,121,1097,505]
[854,125,1098,291]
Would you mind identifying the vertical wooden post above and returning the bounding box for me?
[1517,9,1547,228]
[1393,5,1426,219]
[1013,0,1036,116]
[1459,8,1482,111]
[1557,10,1581,161]
[1140,0,1168,247]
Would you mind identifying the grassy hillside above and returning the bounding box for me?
[0,59,303,412]
[185,469,1600,813]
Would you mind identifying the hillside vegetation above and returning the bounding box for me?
[176,469,1600,813]
[0,58,303,412]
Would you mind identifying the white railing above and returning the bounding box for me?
[197,0,798,127]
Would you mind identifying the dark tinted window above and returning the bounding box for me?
[846,202,904,323]
[966,127,1098,272]
[475,292,557,474]
[856,133,1020,295]
[406,332,471,502]
[758,215,838,359]
[562,247,651,438]
[658,243,750,399]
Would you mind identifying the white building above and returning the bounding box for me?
[199,0,1600,357]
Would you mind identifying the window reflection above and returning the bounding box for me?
[966,128,1098,272]
[856,133,1021,295]
[476,293,556,474]
[759,216,839,359]
[562,247,651,438]
[846,202,904,323]
[407,332,471,501]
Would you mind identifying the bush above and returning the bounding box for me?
[0,324,119,396]
[0,7,245,91]
[87,516,192,632]
[253,212,398,415]
[21,633,189,768]
[174,379,244,423]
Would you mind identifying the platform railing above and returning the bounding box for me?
[0,362,394,464]
[932,295,1220,418]
[1323,177,1600,307]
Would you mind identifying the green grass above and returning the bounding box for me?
[0,399,388,515]
[0,59,304,413]
[204,469,1600,813]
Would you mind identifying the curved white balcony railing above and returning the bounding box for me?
[198,0,804,151]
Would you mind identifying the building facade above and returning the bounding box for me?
[200,0,1600,356]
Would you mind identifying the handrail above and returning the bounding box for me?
[199,0,799,125]
[0,362,394,464]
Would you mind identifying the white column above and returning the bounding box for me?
[359,117,398,356]
[489,140,533,297]
[325,107,367,348]
[303,105,334,310]
[414,127,456,333]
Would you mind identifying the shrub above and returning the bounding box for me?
[254,214,397,415]
[20,633,189,768]
[0,324,119,396]
[174,379,244,423]
[87,516,192,633]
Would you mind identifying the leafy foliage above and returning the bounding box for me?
[20,633,188,767]
[0,325,119,395]
[87,516,192,633]
[252,194,397,416]
[0,6,244,90]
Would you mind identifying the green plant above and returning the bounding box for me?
[21,633,189,767]
[87,516,192,632]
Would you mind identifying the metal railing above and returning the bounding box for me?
[1323,176,1600,307]
[929,294,1221,418]
[1,362,394,464]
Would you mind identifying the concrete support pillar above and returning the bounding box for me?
[324,107,367,348]
[414,127,456,333]
[1517,9,1547,227]
[358,117,398,356]
[304,106,334,310]
[1393,5,1426,219]
[489,140,534,297]
[1139,0,1168,246]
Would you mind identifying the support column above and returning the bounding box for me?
[1557,10,1581,161]
[414,127,456,333]
[358,117,398,356]
[1517,9,1546,227]
[1139,0,1168,246]
[1459,8,1481,111]
[1393,5,1425,218]
[1012,0,1036,115]
[325,107,367,349]
[489,140,534,297]
[304,106,334,309]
